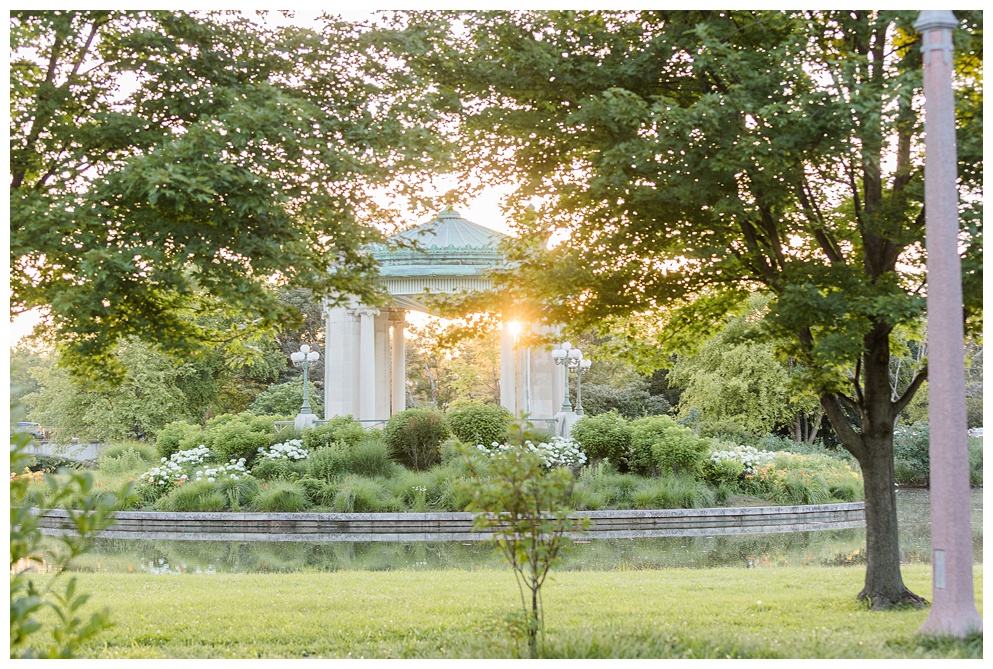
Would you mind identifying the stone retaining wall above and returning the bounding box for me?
[36,502,865,543]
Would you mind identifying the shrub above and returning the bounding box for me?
[384,408,449,470]
[578,382,671,419]
[476,438,587,470]
[349,438,394,478]
[252,457,308,482]
[968,436,982,486]
[306,444,352,482]
[155,421,202,460]
[99,447,151,476]
[251,480,310,512]
[206,419,274,464]
[446,403,512,448]
[99,441,158,464]
[571,411,632,464]
[893,421,930,486]
[629,415,709,476]
[303,416,365,451]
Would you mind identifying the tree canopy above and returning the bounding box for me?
[10,10,451,378]
[383,9,983,608]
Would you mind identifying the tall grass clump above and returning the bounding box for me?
[349,438,395,478]
[214,476,261,511]
[251,480,310,512]
[156,479,227,512]
[575,460,641,508]
[306,444,352,481]
[99,446,154,475]
[631,473,716,509]
[332,475,388,512]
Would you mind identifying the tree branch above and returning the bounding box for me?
[892,365,928,417]
[820,393,864,460]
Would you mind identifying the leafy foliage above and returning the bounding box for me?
[570,411,633,465]
[248,379,324,418]
[464,445,589,657]
[383,408,449,470]
[302,417,366,451]
[10,10,451,379]
[10,431,132,658]
[446,402,512,447]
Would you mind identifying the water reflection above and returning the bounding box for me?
[42,488,984,574]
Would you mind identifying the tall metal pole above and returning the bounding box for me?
[300,361,312,414]
[914,10,982,638]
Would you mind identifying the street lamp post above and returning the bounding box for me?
[290,344,321,417]
[551,342,583,413]
[575,358,592,416]
[914,10,982,638]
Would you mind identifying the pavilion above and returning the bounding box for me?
[322,206,566,426]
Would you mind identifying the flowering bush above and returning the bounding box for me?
[477,437,587,469]
[708,444,776,475]
[167,445,212,467]
[193,458,250,482]
[140,460,188,488]
[257,439,309,461]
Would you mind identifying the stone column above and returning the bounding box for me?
[375,312,391,420]
[914,10,982,637]
[391,314,407,415]
[499,321,517,414]
[324,304,360,418]
[358,307,378,422]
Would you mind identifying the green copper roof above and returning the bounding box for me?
[372,206,507,278]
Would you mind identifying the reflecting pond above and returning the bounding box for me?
[52,488,982,574]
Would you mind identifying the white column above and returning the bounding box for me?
[358,308,377,421]
[499,321,517,414]
[375,312,391,420]
[324,304,360,419]
[391,315,406,415]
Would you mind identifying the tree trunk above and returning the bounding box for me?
[855,432,925,608]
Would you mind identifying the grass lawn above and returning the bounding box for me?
[53,563,982,659]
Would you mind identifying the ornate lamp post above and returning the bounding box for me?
[575,358,592,416]
[290,344,320,416]
[551,341,583,413]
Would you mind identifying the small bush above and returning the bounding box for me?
[384,408,449,471]
[446,403,512,448]
[306,444,352,482]
[99,447,152,475]
[893,422,930,485]
[303,416,365,451]
[155,421,202,460]
[629,415,709,476]
[968,436,982,486]
[251,480,310,512]
[701,456,746,488]
[157,479,227,512]
[100,441,158,464]
[252,457,309,482]
[571,411,632,465]
[202,413,280,464]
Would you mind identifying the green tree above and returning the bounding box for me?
[669,296,823,442]
[10,10,450,379]
[388,10,982,608]
[23,338,190,441]
[405,319,501,409]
